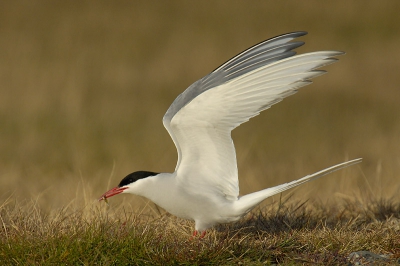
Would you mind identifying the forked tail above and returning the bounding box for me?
[235,158,362,215]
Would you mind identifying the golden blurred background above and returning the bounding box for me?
[0,1,399,212]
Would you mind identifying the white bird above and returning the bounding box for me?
[99,32,361,238]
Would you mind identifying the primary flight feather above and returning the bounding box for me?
[99,32,361,237]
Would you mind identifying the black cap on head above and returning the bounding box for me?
[118,171,159,187]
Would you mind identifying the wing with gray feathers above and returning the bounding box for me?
[162,32,344,201]
[163,31,307,123]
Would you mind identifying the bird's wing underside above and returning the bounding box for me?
[162,32,343,201]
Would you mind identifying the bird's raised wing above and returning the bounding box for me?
[162,32,343,201]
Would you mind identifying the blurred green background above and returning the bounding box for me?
[0,1,399,211]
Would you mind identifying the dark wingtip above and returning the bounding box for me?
[292,31,308,37]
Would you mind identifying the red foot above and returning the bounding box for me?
[190,230,206,240]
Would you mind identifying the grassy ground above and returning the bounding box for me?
[1,1,400,264]
[1,195,400,265]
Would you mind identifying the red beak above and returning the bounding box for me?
[98,187,128,201]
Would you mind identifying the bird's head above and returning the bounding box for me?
[98,171,159,202]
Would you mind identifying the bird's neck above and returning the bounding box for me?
[134,172,176,204]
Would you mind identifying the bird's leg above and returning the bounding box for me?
[190,230,206,240]
[199,231,206,238]
[189,230,198,240]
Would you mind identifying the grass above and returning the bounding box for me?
[1,1,400,265]
[1,195,399,265]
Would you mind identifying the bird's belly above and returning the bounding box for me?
[157,194,214,220]
[151,190,239,224]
